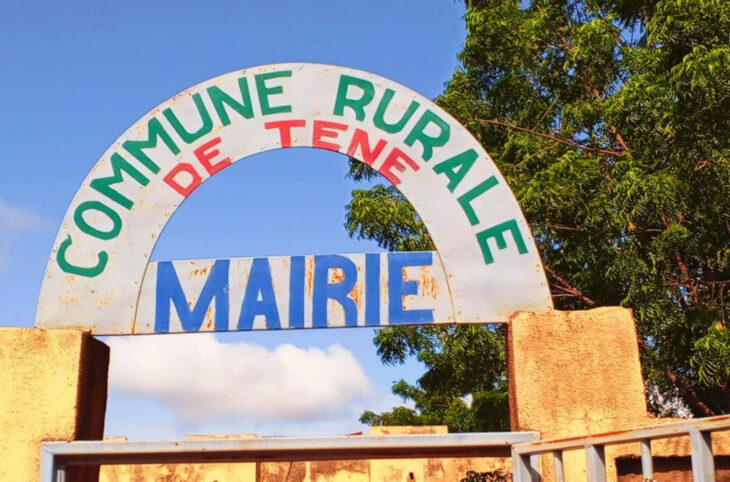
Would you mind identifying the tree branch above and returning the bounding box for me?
[665,368,716,417]
[635,337,716,415]
[480,118,624,157]
[544,265,596,307]
[530,222,585,232]
[722,380,730,413]
[548,22,631,152]
[661,214,699,305]
[532,95,559,129]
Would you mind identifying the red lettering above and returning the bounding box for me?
[264,119,306,148]
[194,137,231,175]
[312,120,348,152]
[378,148,419,185]
[346,128,387,166]
[164,163,201,197]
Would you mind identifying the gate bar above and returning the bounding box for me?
[513,415,730,482]
[41,431,539,481]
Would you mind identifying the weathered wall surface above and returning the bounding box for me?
[365,425,510,481]
[100,460,259,482]
[100,462,257,482]
[616,454,730,481]
[104,455,509,482]
[507,308,730,481]
[0,327,108,482]
[508,307,649,436]
[99,427,510,482]
[259,459,369,481]
[508,307,650,481]
[99,434,259,482]
[102,453,509,481]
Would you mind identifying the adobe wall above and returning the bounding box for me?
[508,307,650,481]
[508,307,650,436]
[99,427,511,482]
[99,435,258,482]
[0,327,109,482]
[507,307,730,481]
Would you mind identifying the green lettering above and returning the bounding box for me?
[74,201,122,240]
[89,153,149,210]
[374,89,419,134]
[207,77,254,125]
[433,148,478,192]
[255,70,292,115]
[333,75,374,121]
[404,110,450,161]
[163,93,213,144]
[123,117,180,173]
[56,235,108,278]
[458,176,499,225]
[476,219,528,264]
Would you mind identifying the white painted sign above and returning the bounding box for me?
[37,63,552,334]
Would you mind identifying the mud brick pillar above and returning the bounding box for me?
[0,328,109,482]
[507,307,651,481]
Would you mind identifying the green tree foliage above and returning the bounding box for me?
[460,470,511,482]
[358,325,511,431]
[346,0,730,429]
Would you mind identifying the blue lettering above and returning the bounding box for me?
[313,255,358,328]
[365,253,381,326]
[288,256,305,329]
[238,258,281,330]
[155,260,230,333]
[388,252,434,325]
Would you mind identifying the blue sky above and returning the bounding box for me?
[0,0,467,439]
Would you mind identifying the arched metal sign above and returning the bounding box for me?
[36,63,552,334]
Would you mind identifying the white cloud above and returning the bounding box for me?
[0,197,49,272]
[0,197,48,232]
[106,334,372,423]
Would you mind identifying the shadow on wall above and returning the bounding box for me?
[616,455,730,481]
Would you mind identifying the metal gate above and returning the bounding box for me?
[41,431,539,481]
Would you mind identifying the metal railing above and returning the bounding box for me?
[511,414,730,482]
[40,431,539,482]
